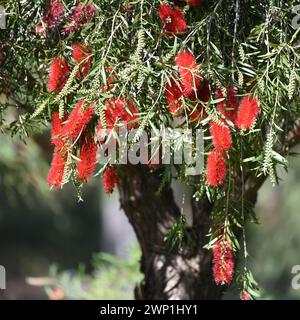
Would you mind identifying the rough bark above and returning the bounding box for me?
[118,165,242,300]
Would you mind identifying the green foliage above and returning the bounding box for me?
[44,245,142,300]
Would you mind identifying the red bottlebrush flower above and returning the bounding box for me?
[215,86,239,124]
[47,146,68,189]
[175,51,201,97]
[50,112,67,147]
[206,149,227,187]
[185,0,204,5]
[165,79,184,115]
[210,121,232,152]
[48,57,70,93]
[158,4,187,35]
[236,95,260,130]
[77,136,98,182]
[49,1,64,17]
[100,98,138,130]
[213,240,234,285]
[49,1,65,18]
[241,291,251,300]
[103,166,118,194]
[82,3,96,22]
[64,3,96,34]
[72,43,93,79]
[63,100,94,140]
[42,1,65,28]
[35,25,47,36]
[72,43,91,61]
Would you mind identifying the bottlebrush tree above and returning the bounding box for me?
[1,0,300,300]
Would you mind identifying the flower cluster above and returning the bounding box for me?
[36,2,95,37]
[158,4,187,35]
[72,43,93,80]
[103,167,119,194]
[98,98,139,131]
[206,89,260,187]
[42,1,65,29]
[213,239,234,286]
[48,43,93,94]
[48,57,70,93]
[241,291,251,300]
[48,112,68,189]
[62,100,95,141]
[236,95,260,130]
[65,3,96,34]
[48,100,96,189]
[77,135,98,182]
[46,40,137,192]
[176,51,201,97]
[206,150,227,187]
[165,50,202,117]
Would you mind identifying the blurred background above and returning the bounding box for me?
[0,128,300,300]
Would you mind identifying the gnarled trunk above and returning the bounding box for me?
[118,165,231,300]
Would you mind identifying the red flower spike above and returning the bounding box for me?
[213,240,234,285]
[236,95,260,130]
[47,146,68,189]
[158,4,187,35]
[215,86,239,125]
[175,51,201,97]
[64,3,96,34]
[77,136,98,182]
[49,2,64,18]
[103,166,118,194]
[206,149,227,187]
[72,43,93,79]
[98,98,139,131]
[210,121,232,152]
[63,100,94,140]
[241,291,251,300]
[36,25,47,36]
[165,79,184,115]
[48,57,70,94]
[50,112,68,147]
[42,1,65,29]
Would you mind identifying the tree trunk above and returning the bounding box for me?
[118,165,231,300]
